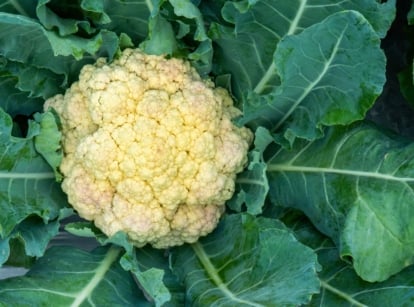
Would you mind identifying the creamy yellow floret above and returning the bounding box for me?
[45,48,253,248]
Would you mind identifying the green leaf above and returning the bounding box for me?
[33,111,62,181]
[134,247,185,307]
[80,0,111,25]
[210,0,395,102]
[36,0,95,36]
[65,224,172,306]
[103,232,171,307]
[168,0,213,74]
[140,14,178,56]
[0,73,44,116]
[0,0,36,17]
[3,208,72,267]
[0,246,151,306]
[0,108,66,240]
[5,61,65,99]
[100,0,151,44]
[284,212,414,306]
[65,221,98,238]
[169,0,208,42]
[239,11,386,142]
[408,0,414,25]
[228,127,272,214]
[0,12,121,110]
[315,245,414,306]
[267,122,414,282]
[171,213,320,306]
[0,13,103,63]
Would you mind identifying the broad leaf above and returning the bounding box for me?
[131,247,185,307]
[314,245,414,306]
[284,212,414,306]
[0,74,44,116]
[36,0,96,36]
[0,13,106,64]
[169,0,213,74]
[2,209,72,266]
[140,14,179,56]
[239,11,386,142]
[5,61,65,99]
[267,122,414,282]
[0,246,151,306]
[0,0,36,17]
[228,127,272,214]
[0,108,66,241]
[0,12,122,115]
[105,232,172,307]
[34,111,62,180]
[65,223,173,307]
[100,0,151,44]
[140,0,213,74]
[210,0,395,101]
[171,213,320,306]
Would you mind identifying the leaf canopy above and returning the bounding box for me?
[171,213,320,306]
[0,246,151,306]
[267,122,414,281]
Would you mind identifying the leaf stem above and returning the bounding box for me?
[267,164,414,183]
[321,280,368,307]
[145,0,154,14]
[191,242,265,307]
[253,0,306,94]
[9,0,29,17]
[0,172,55,179]
[70,246,121,307]
[253,61,277,94]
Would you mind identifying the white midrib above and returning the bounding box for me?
[191,242,265,307]
[145,0,154,13]
[253,0,308,94]
[0,172,55,179]
[272,26,346,132]
[321,281,368,307]
[7,0,29,16]
[70,247,121,307]
[267,164,414,183]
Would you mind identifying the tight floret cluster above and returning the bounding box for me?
[45,48,252,248]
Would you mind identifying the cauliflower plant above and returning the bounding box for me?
[45,48,253,248]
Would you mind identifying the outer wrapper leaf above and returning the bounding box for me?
[65,224,173,306]
[239,11,386,142]
[0,108,66,238]
[283,213,414,306]
[210,0,395,101]
[33,111,62,180]
[103,232,172,307]
[171,213,320,306]
[267,122,414,282]
[0,15,118,118]
[228,127,272,214]
[100,0,151,44]
[0,246,151,306]
[0,0,36,17]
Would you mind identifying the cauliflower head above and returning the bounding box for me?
[45,48,253,248]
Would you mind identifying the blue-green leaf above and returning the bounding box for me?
[267,122,414,282]
[239,11,386,143]
[0,246,151,306]
[171,213,320,306]
[0,108,66,241]
[211,0,395,102]
[228,127,272,214]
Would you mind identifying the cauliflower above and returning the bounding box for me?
[45,48,253,248]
